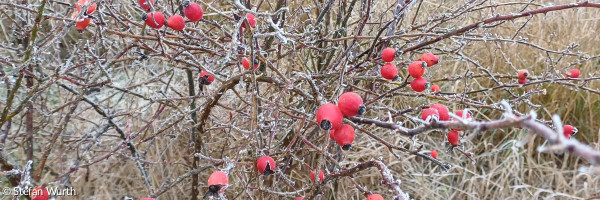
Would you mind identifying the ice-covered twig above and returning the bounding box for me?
[349,111,600,165]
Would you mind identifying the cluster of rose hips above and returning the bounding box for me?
[266,92,373,198]
[379,48,440,93]
[240,14,260,70]
[69,0,206,32]
[189,37,369,200]
[422,104,579,158]
[421,104,468,153]
[142,0,258,33]
[303,93,390,198]
[141,0,202,31]
[316,92,366,150]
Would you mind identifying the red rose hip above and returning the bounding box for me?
[410,77,429,92]
[518,78,527,84]
[420,52,439,67]
[72,11,92,31]
[198,71,214,85]
[563,125,577,139]
[431,84,440,93]
[431,150,438,159]
[408,61,427,78]
[567,69,580,78]
[166,15,185,31]
[256,156,276,175]
[381,47,395,62]
[447,129,459,146]
[316,103,343,131]
[144,12,165,29]
[518,69,529,79]
[242,57,259,70]
[184,1,203,22]
[332,124,355,150]
[381,63,399,81]
[246,13,256,27]
[337,92,366,117]
[205,171,229,198]
[329,129,336,140]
